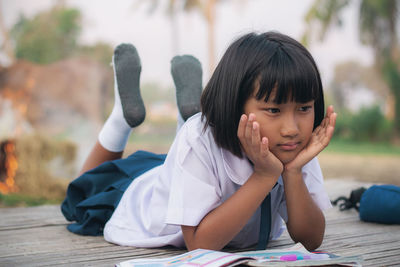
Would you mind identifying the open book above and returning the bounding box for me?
[116,243,362,267]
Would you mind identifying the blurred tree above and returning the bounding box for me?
[11,6,81,64]
[7,5,112,67]
[0,3,14,63]
[138,0,248,76]
[332,61,392,116]
[303,0,400,135]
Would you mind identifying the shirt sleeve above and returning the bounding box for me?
[165,129,222,226]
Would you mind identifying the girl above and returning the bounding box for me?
[62,31,336,252]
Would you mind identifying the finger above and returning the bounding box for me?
[245,113,256,144]
[326,105,334,117]
[321,114,329,129]
[313,124,323,136]
[322,111,337,136]
[237,114,247,141]
[319,113,337,145]
[252,121,261,148]
[329,112,337,128]
[321,106,334,129]
[320,123,335,147]
[260,137,269,158]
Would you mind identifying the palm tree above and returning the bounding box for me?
[137,0,221,77]
[170,0,218,75]
[303,0,400,135]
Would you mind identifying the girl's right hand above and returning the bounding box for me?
[237,113,283,180]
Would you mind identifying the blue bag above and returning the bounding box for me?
[332,184,400,224]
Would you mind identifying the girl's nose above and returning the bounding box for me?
[280,115,299,137]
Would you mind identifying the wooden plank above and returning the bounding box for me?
[1,179,400,266]
[0,205,66,230]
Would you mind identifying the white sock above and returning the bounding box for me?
[98,43,145,152]
[98,62,132,152]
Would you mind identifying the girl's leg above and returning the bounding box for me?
[80,44,145,175]
[171,55,203,130]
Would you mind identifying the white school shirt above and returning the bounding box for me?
[104,113,332,248]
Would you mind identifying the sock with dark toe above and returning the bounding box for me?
[98,44,145,152]
[114,43,145,127]
[171,55,202,121]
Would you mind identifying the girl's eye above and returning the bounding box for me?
[299,106,312,112]
[266,108,280,114]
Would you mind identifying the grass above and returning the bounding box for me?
[0,193,62,208]
[325,138,400,155]
[2,135,399,208]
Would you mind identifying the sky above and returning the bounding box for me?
[2,0,373,89]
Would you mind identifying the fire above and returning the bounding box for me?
[0,140,18,194]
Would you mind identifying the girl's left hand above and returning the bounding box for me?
[285,105,337,172]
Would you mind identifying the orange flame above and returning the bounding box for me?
[0,141,18,194]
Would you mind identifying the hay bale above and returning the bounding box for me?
[12,134,77,200]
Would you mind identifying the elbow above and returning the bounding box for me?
[185,240,202,251]
[289,225,325,251]
[294,227,324,251]
[185,244,197,251]
[182,225,225,251]
[185,240,224,251]
[301,237,323,251]
[290,234,323,251]
[289,214,326,251]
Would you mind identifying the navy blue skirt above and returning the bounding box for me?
[61,150,166,236]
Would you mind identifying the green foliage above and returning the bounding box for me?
[304,0,400,137]
[382,57,400,88]
[325,138,400,155]
[10,6,114,67]
[382,57,400,132]
[11,7,81,64]
[332,109,352,138]
[334,105,393,142]
[0,193,61,207]
[359,0,397,46]
[303,0,350,43]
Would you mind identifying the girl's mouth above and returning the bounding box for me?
[278,142,299,151]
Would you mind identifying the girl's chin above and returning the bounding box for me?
[278,157,294,165]
[274,151,300,165]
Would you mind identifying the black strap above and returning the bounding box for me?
[331,187,367,211]
[256,193,271,250]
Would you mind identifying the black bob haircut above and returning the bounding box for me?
[201,31,325,158]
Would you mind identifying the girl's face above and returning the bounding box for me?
[243,89,315,164]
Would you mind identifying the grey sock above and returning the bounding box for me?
[114,43,145,127]
[171,55,202,121]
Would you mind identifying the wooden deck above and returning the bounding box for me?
[1,178,400,266]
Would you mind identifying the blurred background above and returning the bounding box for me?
[0,0,399,206]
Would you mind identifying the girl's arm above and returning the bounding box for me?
[182,114,283,251]
[282,170,325,251]
[182,171,276,250]
[283,106,336,251]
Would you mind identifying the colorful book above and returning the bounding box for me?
[116,243,362,267]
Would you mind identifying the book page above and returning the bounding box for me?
[117,249,252,267]
[237,243,362,267]
[116,244,362,267]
